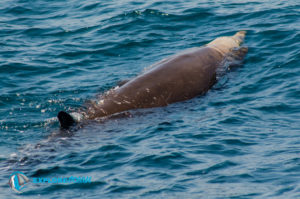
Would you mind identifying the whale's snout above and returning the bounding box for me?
[233,31,247,44]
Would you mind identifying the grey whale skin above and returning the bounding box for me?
[58,31,248,129]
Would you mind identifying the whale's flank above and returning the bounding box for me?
[58,31,247,129]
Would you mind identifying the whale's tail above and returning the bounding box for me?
[57,111,76,129]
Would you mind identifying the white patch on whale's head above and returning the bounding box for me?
[207,31,246,55]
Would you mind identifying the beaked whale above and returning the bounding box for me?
[58,31,248,129]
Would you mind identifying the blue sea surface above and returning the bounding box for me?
[0,0,300,198]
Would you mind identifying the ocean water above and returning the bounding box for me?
[0,0,300,198]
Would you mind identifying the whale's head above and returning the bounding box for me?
[207,31,246,55]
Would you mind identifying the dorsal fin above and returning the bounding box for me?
[57,111,76,129]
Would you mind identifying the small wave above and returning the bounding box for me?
[186,160,237,176]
